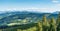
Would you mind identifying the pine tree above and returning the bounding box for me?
[50,17,56,31]
[36,18,42,31]
[36,21,42,31]
[42,15,46,23]
[57,12,60,31]
[42,15,49,31]
[57,12,60,24]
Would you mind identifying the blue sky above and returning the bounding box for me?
[0,0,60,13]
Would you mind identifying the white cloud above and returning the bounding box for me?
[0,7,57,13]
[52,0,59,3]
[23,8,55,13]
[56,4,60,6]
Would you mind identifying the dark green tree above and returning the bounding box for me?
[36,21,42,31]
[57,12,60,31]
[42,15,49,31]
[36,18,42,31]
[50,17,56,31]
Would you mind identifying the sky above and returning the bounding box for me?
[0,0,60,13]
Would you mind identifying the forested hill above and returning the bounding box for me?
[0,11,59,26]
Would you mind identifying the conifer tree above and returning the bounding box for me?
[42,15,46,23]
[42,15,49,31]
[36,18,42,31]
[50,17,56,31]
[36,21,42,31]
[57,12,60,31]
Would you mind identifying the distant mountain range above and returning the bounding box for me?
[0,11,59,27]
[52,11,60,14]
